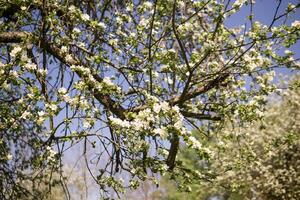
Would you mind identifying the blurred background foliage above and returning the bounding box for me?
[123,76,300,200]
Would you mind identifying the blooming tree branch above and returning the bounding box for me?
[0,0,300,198]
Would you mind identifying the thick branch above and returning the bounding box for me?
[0,32,29,43]
[44,43,126,119]
[172,0,192,104]
[180,111,221,121]
[171,73,229,106]
[0,32,228,121]
[131,73,229,114]
[166,133,179,170]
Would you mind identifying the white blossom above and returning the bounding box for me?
[143,1,153,9]
[46,103,58,112]
[24,62,37,71]
[20,52,28,61]
[98,22,106,29]
[61,46,68,53]
[46,146,57,162]
[284,50,292,55]
[10,46,22,58]
[66,54,75,63]
[20,111,30,119]
[232,0,246,9]
[38,111,45,117]
[83,120,90,128]
[58,87,67,95]
[167,77,173,84]
[188,136,202,150]
[10,70,18,78]
[153,128,167,137]
[68,5,76,12]
[109,116,131,128]
[73,27,81,34]
[7,154,13,160]
[153,103,161,113]
[82,13,90,21]
[103,77,114,87]
[160,102,170,112]
[291,20,300,28]
[37,69,47,76]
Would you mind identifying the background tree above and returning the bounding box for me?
[155,76,300,200]
[0,0,300,198]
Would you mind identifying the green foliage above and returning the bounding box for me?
[159,78,300,200]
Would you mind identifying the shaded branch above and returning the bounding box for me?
[171,73,229,106]
[0,32,29,43]
[131,73,229,114]
[166,132,179,170]
[180,111,221,121]
[43,42,126,119]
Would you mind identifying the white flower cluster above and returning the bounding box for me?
[291,20,300,29]
[6,154,13,160]
[58,91,91,111]
[98,22,106,29]
[37,68,47,76]
[186,136,202,150]
[243,51,271,71]
[37,110,46,125]
[73,27,81,34]
[153,127,168,137]
[70,65,91,75]
[61,46,68,53]
[109,108,156,133]
[58,87,67,95]
[20,111,31,119]
[142,1,153,9]
[109,100,187,140]
[68,5,76,12]
[24,62,37,71]
[46,102,58,112]
[83,118,95,128]
[68,5,106,33]
[70,65,121,94]
[46,146,57,163]
[9,46,48,75]
[153,101,170,113]
[81,13,90,21]
[232,0,247,9]
[0,62,7,76]
[102,77,115,87]
[10,46,22,58]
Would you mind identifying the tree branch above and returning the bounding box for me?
[180,111,221,121]
[166,132,179,170]
[170,73,229,106]
[0,31,126,119]
[131,73,229,114]
[0,32,29,43]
